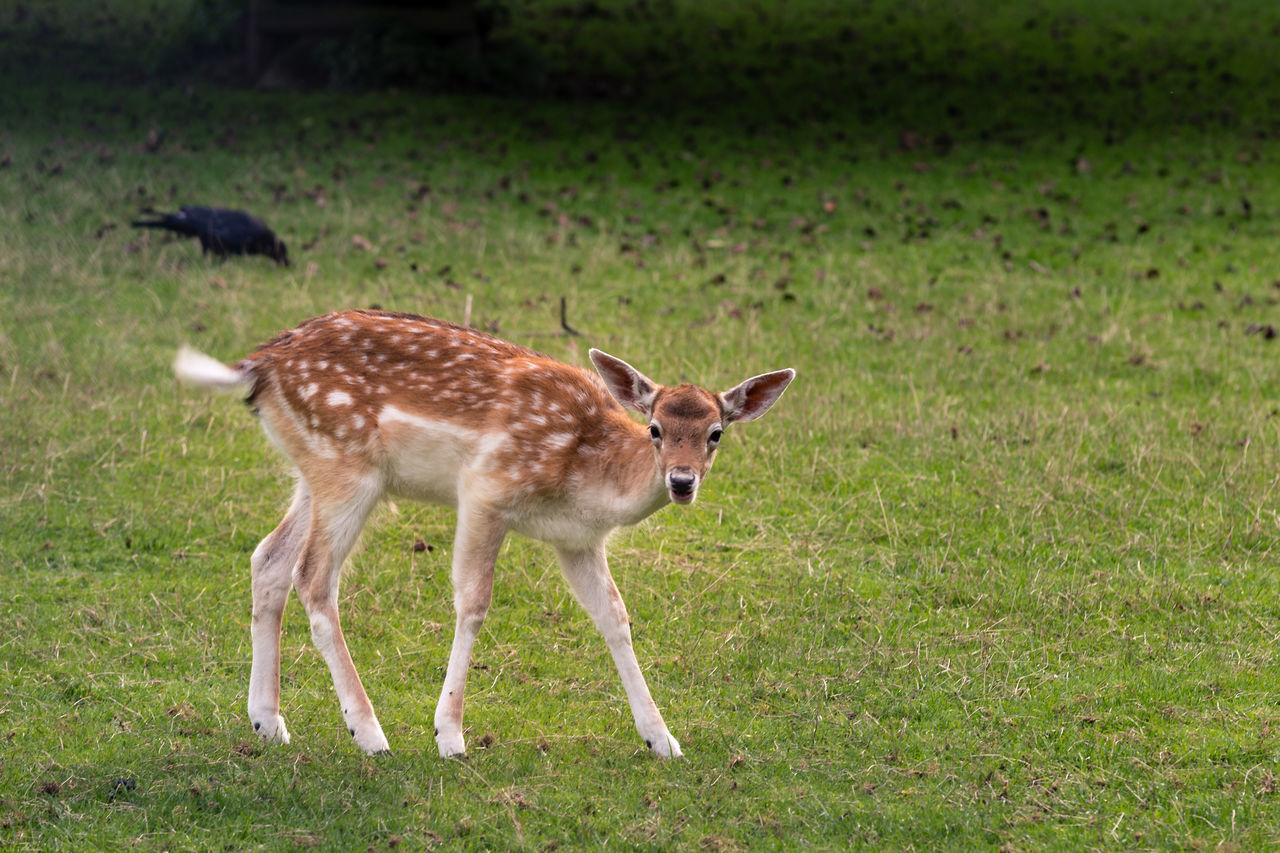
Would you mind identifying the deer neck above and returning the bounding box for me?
[582,416,671,527]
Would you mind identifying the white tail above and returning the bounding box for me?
[177,309,795,759]
[173,345,251,393]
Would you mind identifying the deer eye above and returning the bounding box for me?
[649,423,662,442]
[708,428,723,447]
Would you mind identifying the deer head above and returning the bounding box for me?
[589,349,796,505]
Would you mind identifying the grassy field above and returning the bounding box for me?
[5,0,1280,849]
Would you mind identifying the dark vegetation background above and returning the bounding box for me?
[5,0,1277,133]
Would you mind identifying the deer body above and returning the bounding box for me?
[176,309,794,759]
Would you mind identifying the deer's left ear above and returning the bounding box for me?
[719,369,796,424]
[590,349,659,415]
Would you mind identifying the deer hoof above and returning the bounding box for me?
[352,726,390,756]
[436,731,466,758]
[251,715,290,745]
[647,732,683,759]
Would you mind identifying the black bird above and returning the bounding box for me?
[131,206,289,266]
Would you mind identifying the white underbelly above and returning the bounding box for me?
[378,407,476,506]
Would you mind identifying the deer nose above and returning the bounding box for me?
[667,468,698,503]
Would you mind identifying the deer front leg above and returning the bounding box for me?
[434,508,506,758]
[557,545,683,759]
[246,482,311,745]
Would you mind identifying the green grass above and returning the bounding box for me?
[6,0,1280,849]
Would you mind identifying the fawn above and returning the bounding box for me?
[175,309,795,758]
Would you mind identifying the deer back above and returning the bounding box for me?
[237,310,662,531]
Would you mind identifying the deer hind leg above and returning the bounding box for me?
[292,472,389,755]
[434,508,506,758]
[557,544,683,759]
[247,480,311,745]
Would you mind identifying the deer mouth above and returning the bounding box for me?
[667,470,698,504]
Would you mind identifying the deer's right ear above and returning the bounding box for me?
[590,349,658,415]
